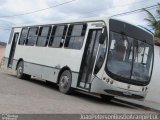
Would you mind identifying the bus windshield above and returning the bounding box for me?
[106,31,154,85]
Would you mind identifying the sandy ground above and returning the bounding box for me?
[0,46,5,63]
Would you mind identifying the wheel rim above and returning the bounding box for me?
[60,75,69,89]
[17,65,23,76]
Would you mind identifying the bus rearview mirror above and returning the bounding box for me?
[99,33,105,44]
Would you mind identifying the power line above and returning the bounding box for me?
[0,0,155,24]
[44,0,150,21]
[0,0,76,18]
[0,0,150,20]
[87,0,145,14]
[0,1,158,29]
[111,4,158,17]
[56,1,157,21]
[71,4,158,20]
[0,0,77,31]
[0,3,157,30]
[75,0,148,18]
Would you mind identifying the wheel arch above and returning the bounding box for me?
[57,66,72,84]
[16,58,24,70]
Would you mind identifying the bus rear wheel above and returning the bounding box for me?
[100,94,114,102]
[59,70,72,94]
[17,61,31,80]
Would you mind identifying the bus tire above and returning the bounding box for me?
[100,94,114,102]
[59,70,72,94]
[17,61,31,80]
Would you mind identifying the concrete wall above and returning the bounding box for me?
[0,46,6,63]
[146,46,160,103]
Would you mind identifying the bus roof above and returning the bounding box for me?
[13,16,111,28]
[12,16,153,37]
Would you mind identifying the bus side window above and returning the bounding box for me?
[65,24,87,50]
[36,26,52,47]
[26,27,39,46]
[19,28,29,45]
[49,25,67,48]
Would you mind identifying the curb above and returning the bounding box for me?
[114,98,160,113]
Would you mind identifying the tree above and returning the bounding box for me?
[144,3,160,38]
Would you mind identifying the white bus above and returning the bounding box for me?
[3,17,154,101]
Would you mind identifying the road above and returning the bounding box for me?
[0,69,157,114]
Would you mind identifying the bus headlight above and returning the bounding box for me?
[142,87,145,91]
[110,80,114,84]
[106,78,110,83]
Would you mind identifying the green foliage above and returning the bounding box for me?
[144,3,160,38]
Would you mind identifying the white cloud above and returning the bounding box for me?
[1,0,48,13]
[0,0,159,42]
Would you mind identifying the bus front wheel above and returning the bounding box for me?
[17,61,31,80]
[59,70,72,94]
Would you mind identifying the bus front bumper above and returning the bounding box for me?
[91,77,147,100]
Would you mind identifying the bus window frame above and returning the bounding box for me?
[25,26,39,46]
[19,27,29,46]
[64,23,87,50]
[36,25,52,47]
[48,24,68,48]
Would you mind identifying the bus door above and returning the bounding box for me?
[8,32,19,68]
[78,28,103,90]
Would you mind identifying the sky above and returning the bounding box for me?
[0,0,159,43]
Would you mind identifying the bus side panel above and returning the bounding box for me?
[12,59,18,70]
[13,45,82,86]
[71,72,79,88]
[3,42,12,68]
[4,45,11,58]
[42,66,59,83]
[22,60,79,88]
[23,62,59,83]
[14,47,83,72]
[23,62,43,78]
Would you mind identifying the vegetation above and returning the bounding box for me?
[144,3,160,38]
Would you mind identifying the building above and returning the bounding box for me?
[0,42,6,63]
